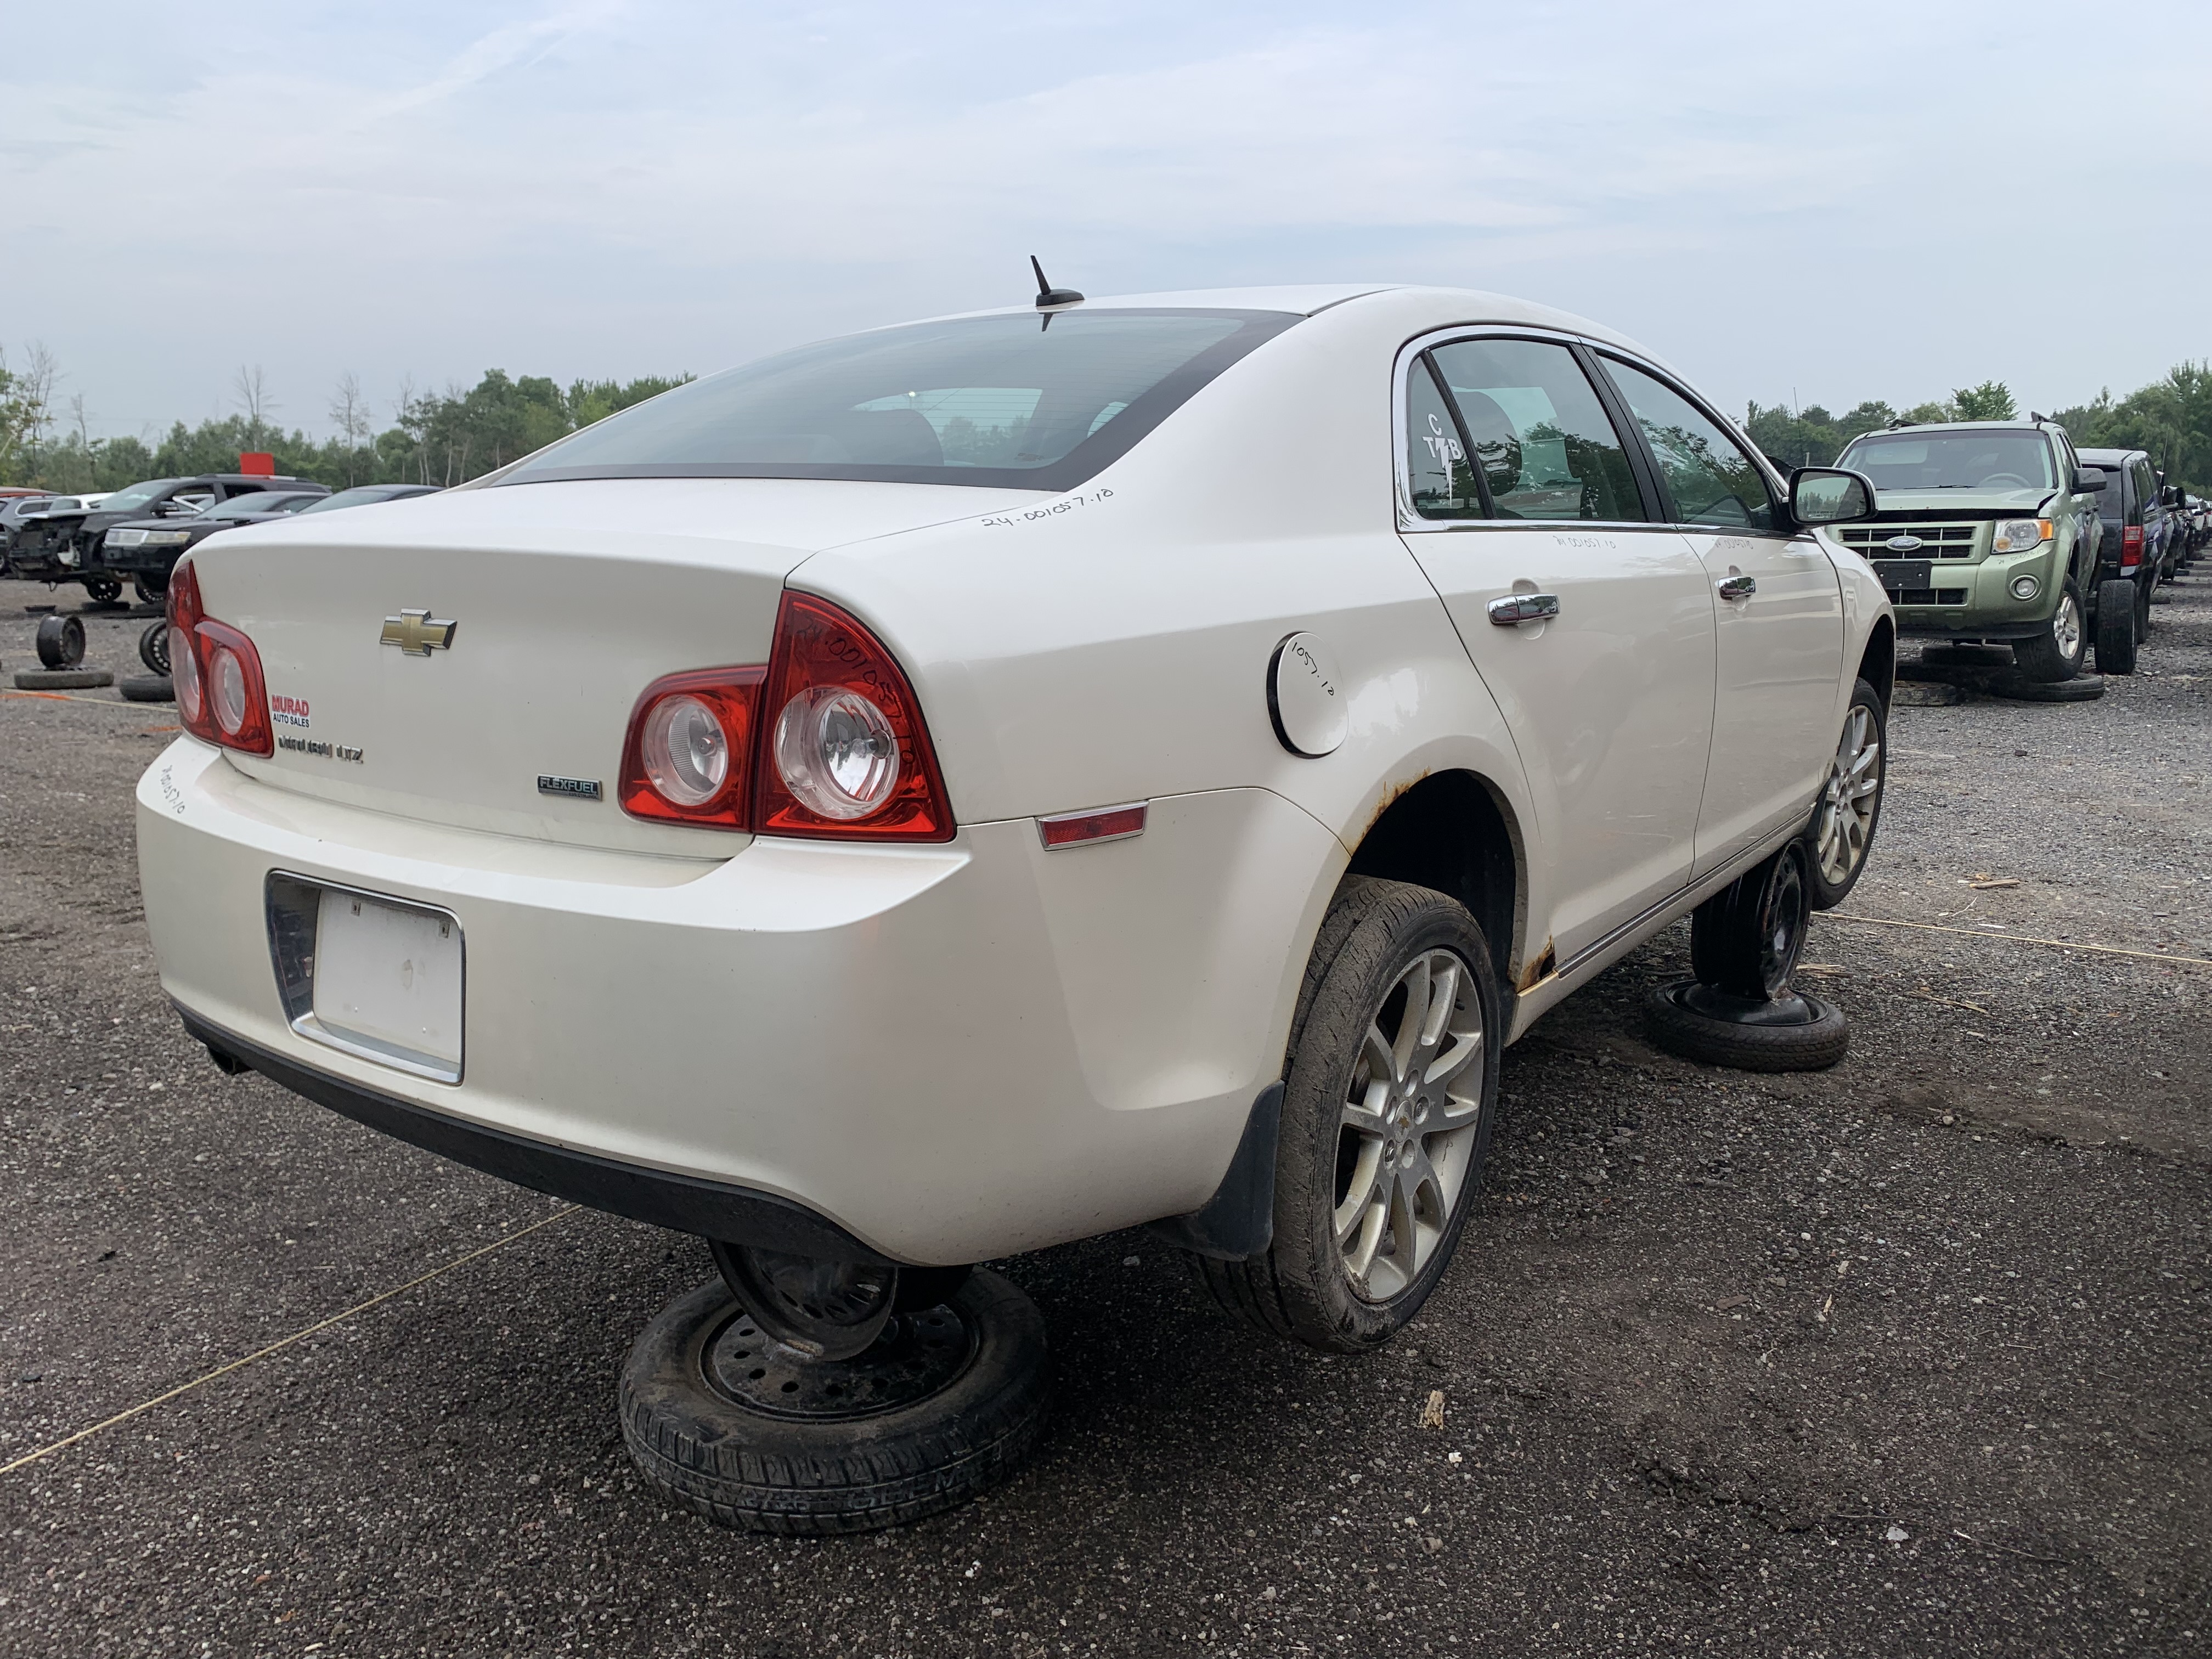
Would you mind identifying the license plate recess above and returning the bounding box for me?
[266,873,464,1082]
[1871,557,1933,594]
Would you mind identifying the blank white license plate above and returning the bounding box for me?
[312,888,463,1075]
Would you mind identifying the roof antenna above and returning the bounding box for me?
[1030,256,1084,309]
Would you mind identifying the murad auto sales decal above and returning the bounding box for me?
[272,693,312,730]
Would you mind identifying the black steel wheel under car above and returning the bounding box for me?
[620,1270,1049,1536]
[2010,577,2086,683]
[82,577,123,606]
[1193,876,1501,1354]
[1646,843,1848,1073]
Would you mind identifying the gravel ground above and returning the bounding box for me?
[2,567,2207,1657]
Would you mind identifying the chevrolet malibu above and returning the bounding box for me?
[138,284,1893,1375]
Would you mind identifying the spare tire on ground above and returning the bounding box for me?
[14,668,114,691]
[36,613,86,669]
[1645,980,1849,1071]
[621,1268,1049,1536]
[120,674,174,702]
[138,620,170,676]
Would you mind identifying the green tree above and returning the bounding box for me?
[1949,380,2017,421]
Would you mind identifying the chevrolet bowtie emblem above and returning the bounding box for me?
[380,608,457,656]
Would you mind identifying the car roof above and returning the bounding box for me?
[904,283,1657,357]
[2074,447,2146,464]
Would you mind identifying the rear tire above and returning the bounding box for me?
[1190,877,1500,1353]
[1691,842,1812,1000]
[620,1271,1049,1536]
[2095,579,2138,675]
[2010,579,2085,682]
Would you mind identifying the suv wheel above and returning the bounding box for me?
[1803,678,1885,910]
[2095,579,2138,675]
[1190,877,1500,1353]
[2011,579,2085,682]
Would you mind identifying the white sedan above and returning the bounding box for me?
[137,283,1891,1361]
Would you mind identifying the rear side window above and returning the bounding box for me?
[1404,357,1483,520]
[1601,358,1778,532]
[498,308,1300,493]
[1426,338,1647,522]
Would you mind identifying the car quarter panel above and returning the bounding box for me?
[791,291,1559,958]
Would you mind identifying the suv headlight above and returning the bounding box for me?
[1991,518,2051,554]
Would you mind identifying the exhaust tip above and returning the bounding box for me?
[204,1042,253,1077]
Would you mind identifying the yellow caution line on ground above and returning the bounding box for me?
[0,1206,582,1477]
[1821,912,2212,969]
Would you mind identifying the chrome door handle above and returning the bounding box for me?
[1488,592,1560,627]
[1717,574,1756,601]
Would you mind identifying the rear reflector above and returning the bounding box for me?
[1039,802,1147,849]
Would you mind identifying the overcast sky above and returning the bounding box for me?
[7,1,2208,442]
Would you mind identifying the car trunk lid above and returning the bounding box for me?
[191,477,1030,856]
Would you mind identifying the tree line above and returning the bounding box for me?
[0,356,690,495]
[2,346,2205,498]
[1745,367,2210,492]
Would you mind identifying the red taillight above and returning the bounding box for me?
[617,593,953,840]
[2121,525,2143,570]
[167,556,273,755]
[617,667,763,827]
[757,592,954,841]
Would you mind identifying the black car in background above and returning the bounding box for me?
[293,482,442,515]
[94,489,329,595]
[17,473,326,600]
[2075,447,2178,675]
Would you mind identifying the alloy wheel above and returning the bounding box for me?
[1815,705,1881,887]
[2051,591,2083,663]
[1334,950,1486,1302]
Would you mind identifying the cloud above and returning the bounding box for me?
[5,0,2207,434]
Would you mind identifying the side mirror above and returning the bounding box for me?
[154,500,188,516]
[1790,466,1877,526]
[2075,475,2106,493]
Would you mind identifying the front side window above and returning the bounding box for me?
[1834,430,2057,492]
[1426,338,1646,522]
[1603,358,1778,532]
[97,479,182,515]
[1404,357,1483,520]
[498,308,1300,492]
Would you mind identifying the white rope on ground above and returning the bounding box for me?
[0,1205,581,1477]
[1819,912,2212,969]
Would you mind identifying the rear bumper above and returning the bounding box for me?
[177,1005,897,1261]
[137,738,1334,1263]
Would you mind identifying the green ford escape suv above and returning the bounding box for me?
[1829,420,2103,682]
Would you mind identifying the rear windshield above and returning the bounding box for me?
[496,308,1300,493]
[2081,466,2125,518]
[1835,430,2056,492]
